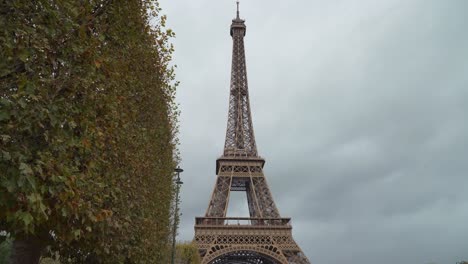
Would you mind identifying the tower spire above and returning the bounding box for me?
[225,0,255,157]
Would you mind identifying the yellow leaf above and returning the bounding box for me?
[94,60,102,68]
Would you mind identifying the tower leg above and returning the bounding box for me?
[205,176,232,218]
[246,180,261,218]
[251,177,280,218]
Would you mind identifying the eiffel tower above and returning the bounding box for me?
[193,2,311,264]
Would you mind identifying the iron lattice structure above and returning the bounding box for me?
[194,4,311,264]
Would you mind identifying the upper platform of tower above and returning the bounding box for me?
[231,1,246,36]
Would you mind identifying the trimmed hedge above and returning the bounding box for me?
[0,1,178,263]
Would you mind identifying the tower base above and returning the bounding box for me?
[194,217,310,264]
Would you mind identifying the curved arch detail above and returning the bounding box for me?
[203,245,288,264]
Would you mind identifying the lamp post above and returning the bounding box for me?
[171,166,183,264]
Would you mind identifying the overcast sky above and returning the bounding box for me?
[158,1,468,263]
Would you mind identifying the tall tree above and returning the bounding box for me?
[0,0,178,263]
[176,242,202,264]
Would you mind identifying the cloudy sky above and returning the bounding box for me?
[158,0,468,263]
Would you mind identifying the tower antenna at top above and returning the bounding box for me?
[236,0,240,19]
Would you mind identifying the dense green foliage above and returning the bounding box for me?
[175,242,201,264]
[0,236,12,263]
[0,0,178,262]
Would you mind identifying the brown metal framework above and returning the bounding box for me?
[194,3,311,264]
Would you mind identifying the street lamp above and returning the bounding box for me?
[171,166,184,264]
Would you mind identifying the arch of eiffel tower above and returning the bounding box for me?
[193,2,311,264]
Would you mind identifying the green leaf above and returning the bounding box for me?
[19,212,33,226]
[18,49,30,62]
[0,135,11,142]
[0,98,11,106]
[0,111,9,121]
[17,99,27,108]
[19,163,33,175]
[1,177,16,193]
[1,151,11,161]
[73,229,81,239]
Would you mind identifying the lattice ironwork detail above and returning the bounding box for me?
[210,250,280,264]
[206,246,286,264]
[251,177,280,218]
[219,164,263,177]
[194,229,306,264]
[223,5,257,158]
[283,251,311,264]
[194,226,308,263]
[195,3,311,264]
[246,181,261,218]
[206,176,232,217]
